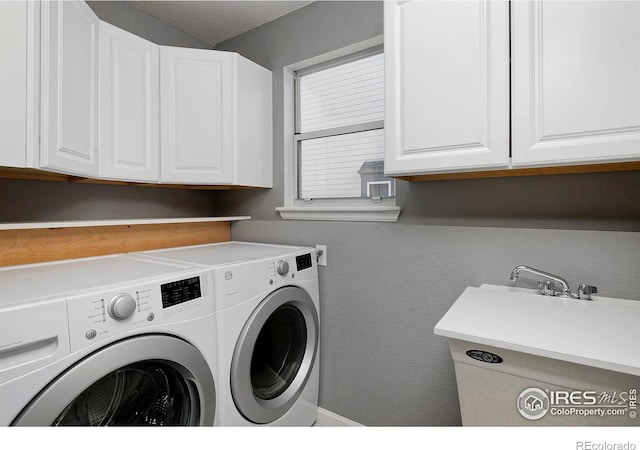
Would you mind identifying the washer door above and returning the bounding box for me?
[13,335,215,426]
[231,286,319,424]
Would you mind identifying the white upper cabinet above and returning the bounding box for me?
[511,1,640,167]
[99,21,159,182]
[160,46,234,184]
[384,0,510,176]
[0,2,38,169]
[160,47,272,187]
[1,1,272,187]
[385,0,640,177]
[233,54,273,188]
[41,1,100,177]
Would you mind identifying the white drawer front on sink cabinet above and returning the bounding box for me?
[511,1,640,167]
[99,21,159,182]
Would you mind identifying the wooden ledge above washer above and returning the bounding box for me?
[0,217,249,267]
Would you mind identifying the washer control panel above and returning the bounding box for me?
[66,268,213,352]
[161,276,202,309]
[276,260,290,276]
[108,293,137,320]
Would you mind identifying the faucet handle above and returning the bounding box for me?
[538,280,557,296]
[577,284,597,301]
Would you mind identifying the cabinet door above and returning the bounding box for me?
[512,1,640,167]
[0,1,37,168]
[41,1,99,177]
[234,54,273,188]
[384,1,509,176]
[160,47,233,184]
[99,21,159,182]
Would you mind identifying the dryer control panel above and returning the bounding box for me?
[66,268,214,352]
[214,250,318,310]
[266,253,315,281]
[295,253,313,271]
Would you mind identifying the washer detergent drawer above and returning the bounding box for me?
[0,300,70,384]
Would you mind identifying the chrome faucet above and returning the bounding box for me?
[510,265,573,298]
[510,265,598,300]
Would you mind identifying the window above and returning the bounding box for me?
[277,37,401,222]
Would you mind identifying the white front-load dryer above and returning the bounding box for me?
[138,241,320,426]
[0,254,218,426]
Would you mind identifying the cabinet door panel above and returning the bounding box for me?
[512,1,640,166]
[160,47,233,184]
[41,1,99,176]
[235,55,273,188]
[0,1,34,168]
[99,21,159,182]
[385,0,509,175]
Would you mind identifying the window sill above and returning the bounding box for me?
[276,205,401,222]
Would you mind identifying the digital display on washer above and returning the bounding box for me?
[161,276,201,309]
[296,253,313,271]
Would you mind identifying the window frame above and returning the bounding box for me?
[277,36,401,222]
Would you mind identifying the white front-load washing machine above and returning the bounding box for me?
[138,241,320,426]
[0,254,218,426]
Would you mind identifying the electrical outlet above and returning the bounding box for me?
[315,245,327,266]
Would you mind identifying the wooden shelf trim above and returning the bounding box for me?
[0,221,231,267]
[0,216,250,231]
[0,167,264,190]
[392,161,640,182]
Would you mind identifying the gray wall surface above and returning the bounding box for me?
[87,1,212,49]
[0,179,216,222]
[0,3,215,223]
[214,0,386,220]
[214,1,640,426]
[231,221,640,426]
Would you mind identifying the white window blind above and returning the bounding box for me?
[300,129,385,199]
[298,53,384,133]
[295,49,392,200]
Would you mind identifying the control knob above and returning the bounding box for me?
[276,260,290,276]
[108,293,137,320]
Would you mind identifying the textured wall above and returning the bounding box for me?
[0,179,216,222]
[87,1,212,49]
[214,1,385,221]
[213,0,640,426]
[231,221,640,426]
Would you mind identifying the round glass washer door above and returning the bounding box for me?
[13,335,216,426]
[231,286,319,424]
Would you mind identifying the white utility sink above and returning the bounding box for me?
[435,284,640,377]
[434,285,640,426]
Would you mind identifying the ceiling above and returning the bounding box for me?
[129,1,313,47]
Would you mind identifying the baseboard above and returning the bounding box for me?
[314,407,364,427]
